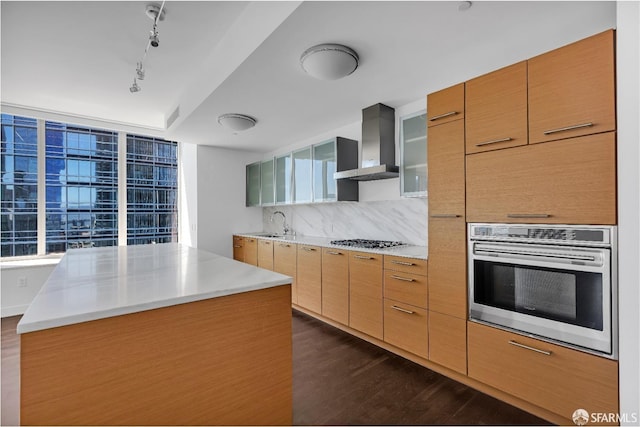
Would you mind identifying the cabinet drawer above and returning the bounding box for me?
[466,132,616,225]
[468,322,619,423]
[427,83,465,127]
[383,255,427,276]
[465,61,528,154]
[429,312,466,375]
[383,270,427,309]
[528,30,615,144]
[383,300,428,359]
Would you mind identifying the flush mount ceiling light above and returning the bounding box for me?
[458,1,473,11]
[300,44,359,80]
[217,114,257,132]
[129,2,166,93]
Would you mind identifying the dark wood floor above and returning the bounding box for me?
[1,312,550,426]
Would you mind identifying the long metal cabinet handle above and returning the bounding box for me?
[302,247,317,252]
[391,305,415,315]
[233,245,242,248]
[475,137,513,147]
[391,260,415,266]
[391,275,415,282]
[428,111,458,121]
[430,214,461,218]
[543,122,593,135]
[327,251,342,255]
[508,340,552,356]
[507,214,551,218]
[279,243,290,247]
[354,255,374,260]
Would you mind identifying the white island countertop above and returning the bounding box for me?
[17,243,292,334]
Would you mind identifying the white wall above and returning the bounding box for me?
[616,1,640,422]
[195,145,263,257]
[1,263,57,317]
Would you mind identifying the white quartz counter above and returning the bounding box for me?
[236,233,428,260]
[17,243,292,334]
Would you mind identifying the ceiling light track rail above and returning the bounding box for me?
[130,1,166,93]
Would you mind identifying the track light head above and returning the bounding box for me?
[129,79,141,93]
[136,62,145,80]
[149,28,159,47]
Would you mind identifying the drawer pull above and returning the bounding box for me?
[279,243,290,247]
[391,260,415,266]
[507,214,551,219]
[475,137,513,147]
[233,245,242,248]
[302,247,317,252]
[391,275,415,282]
[391,305,415,315]
[327,251,342,255]
[543,122,593,135]
[430,214,461,218]
[354,255,374,260]
[429,111,458,121]
[508,340,552,356]
[262,241,271,245]
[248,239,255,242]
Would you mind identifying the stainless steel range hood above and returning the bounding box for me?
[334,103,399,181]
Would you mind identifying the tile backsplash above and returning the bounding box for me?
[262,198,427,246]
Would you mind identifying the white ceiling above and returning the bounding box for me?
[1,1,616,153]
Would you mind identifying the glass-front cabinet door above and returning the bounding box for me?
[293,147,312,203]
[260,159,274,206]
[400,110,427,197]
[245,161,261,206]
[312,139,337,202]
[275,153,292,204]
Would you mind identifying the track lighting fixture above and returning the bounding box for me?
[129,2,166,93]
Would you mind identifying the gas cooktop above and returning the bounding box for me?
[329,239,406,249]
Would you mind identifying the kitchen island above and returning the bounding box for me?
[17,243,293,426]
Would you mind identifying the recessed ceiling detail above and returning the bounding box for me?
[300,43,359,81]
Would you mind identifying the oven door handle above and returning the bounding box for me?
[474,247,597,262]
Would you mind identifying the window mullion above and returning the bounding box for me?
[118,131,127,246]
[37,119,46,255]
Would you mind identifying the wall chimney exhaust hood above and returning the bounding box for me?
[334,103,399,181]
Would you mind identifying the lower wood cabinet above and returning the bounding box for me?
[383,270,427,309]
[321,248,349,325]
[466,132,617,225]
[243,238,258,266]
[257,239,274,271]
[428,312,467,375]
[232,235,244,262]
[297,245,322,313]
[349,251,383,340]
[383,299,428,359]
[468,321,619,424]
[274,241,297,304]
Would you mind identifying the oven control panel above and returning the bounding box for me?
[469,223,615,247]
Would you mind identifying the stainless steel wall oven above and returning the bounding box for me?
[468,223,617,359]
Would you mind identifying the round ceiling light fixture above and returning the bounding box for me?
[300,43,359,80]
[217,113,257,132]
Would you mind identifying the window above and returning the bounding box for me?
[1,114,38,257]
[0,114,179,258]
[126,135,178,245]
[45,121,118,252]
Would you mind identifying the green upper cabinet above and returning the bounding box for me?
[246,161,261,207]
[293,147,312,204]
[260,158,275,206]
[400,110,427,197]
[275,153,293,204]
[312,140,337,202]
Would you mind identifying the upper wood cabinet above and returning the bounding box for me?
[465,61,528,154]
[321,248,349,325]
[274,241,297,304]
[349,251,383,340]
[528,29,615,144]
[427,83,464,127]
[257,239,274,271]
[427,119,465,216]
[297,245,322,314]
[466,132,617,225]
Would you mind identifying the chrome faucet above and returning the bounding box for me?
[270,210,290,235]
